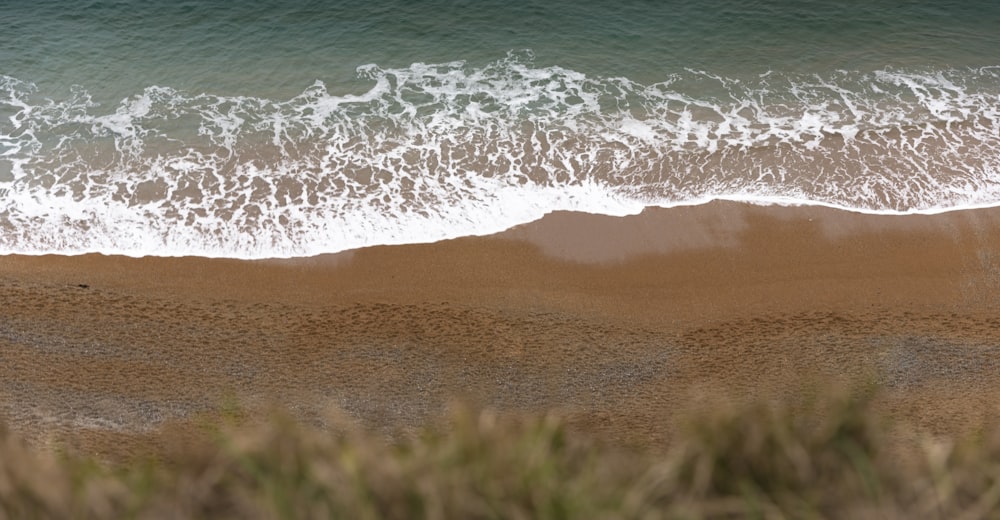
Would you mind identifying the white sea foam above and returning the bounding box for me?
[1,54,999,258]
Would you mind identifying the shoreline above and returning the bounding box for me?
[8,197,1000,262]
[2,200,1000,456]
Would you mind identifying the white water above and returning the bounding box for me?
[2,55,999,258]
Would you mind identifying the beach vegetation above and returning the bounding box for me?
[2,386,1000,519]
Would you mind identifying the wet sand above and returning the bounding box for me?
[2,200,1000,457]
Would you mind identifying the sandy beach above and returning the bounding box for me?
[2,200,999,457]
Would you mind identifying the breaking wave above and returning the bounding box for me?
[2,52,999,257]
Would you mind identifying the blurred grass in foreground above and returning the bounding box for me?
[3,385,1000,519]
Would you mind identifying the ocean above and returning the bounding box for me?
[2,0,999,258]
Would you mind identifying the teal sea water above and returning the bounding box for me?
[2,0,999,257]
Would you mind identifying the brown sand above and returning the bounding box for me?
[1,200,999,457]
